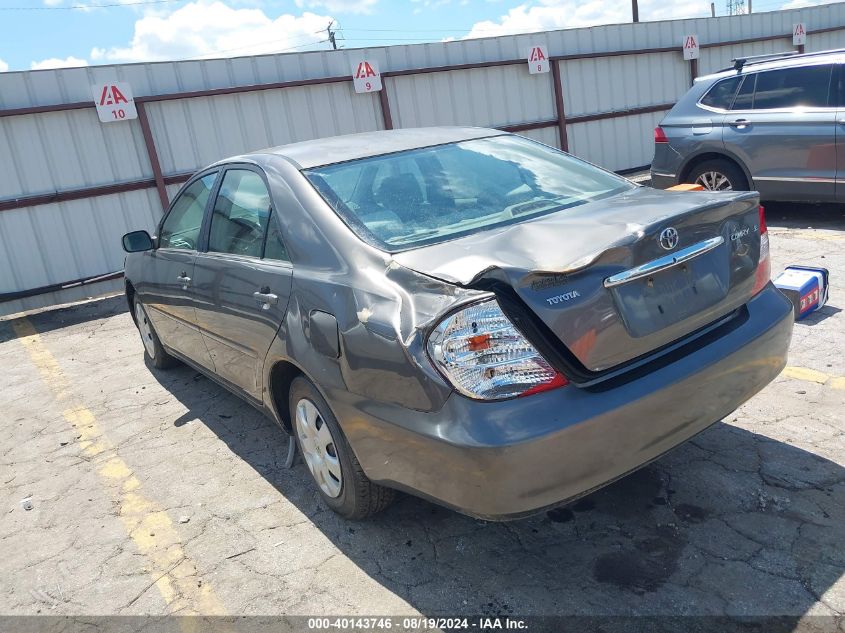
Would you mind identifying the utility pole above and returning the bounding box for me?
[747,0,752,12]
[711,2,716,17]
[632,0,639,22]
[326,20,338,50]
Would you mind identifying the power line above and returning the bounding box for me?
[0,0,185,9]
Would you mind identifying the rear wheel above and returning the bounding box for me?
[290,377,394,519]
[134,298,178,369]
[687,159,748,192]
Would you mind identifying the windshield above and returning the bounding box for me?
[303,135,635,252]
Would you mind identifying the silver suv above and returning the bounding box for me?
[651,49,842,202]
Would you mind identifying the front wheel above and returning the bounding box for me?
[133,298,178,369]
[289,377,395,519]
[687,159,749,192]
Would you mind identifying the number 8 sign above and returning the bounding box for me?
[527,45,550,74]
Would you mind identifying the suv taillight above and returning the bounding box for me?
[752,205,770,295]
[654,127,669,143]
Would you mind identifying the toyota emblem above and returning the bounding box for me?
[659,227,679,251]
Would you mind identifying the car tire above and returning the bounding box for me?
[289,376,395,519]
[686,159,748,192]
[133,297,179,370]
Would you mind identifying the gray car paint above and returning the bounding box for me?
[125,126,794,519]
[651,50,843,202]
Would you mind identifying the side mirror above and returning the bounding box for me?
[122,230,154,253]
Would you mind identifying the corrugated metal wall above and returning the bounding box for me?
[2,4,845,316]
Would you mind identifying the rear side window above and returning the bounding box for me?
[700,76,741,109]
[752,65,832,109]
[159,173,217,250]
[208,169,271,258]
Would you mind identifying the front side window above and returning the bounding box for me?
[304,135,634,252]
[208,169,272,258]
[159,173,217,250]
[752,64,832,109]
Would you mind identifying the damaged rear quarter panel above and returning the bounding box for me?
[261,156,482,415]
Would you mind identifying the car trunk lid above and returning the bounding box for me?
[393,187,763,374]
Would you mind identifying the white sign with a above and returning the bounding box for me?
[527,45,550,74]
[352,60,383,93]
[92,82,137,123]
[793,23,807,45]
[682,34,700,60]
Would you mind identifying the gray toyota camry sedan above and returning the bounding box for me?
[122,127,793,520]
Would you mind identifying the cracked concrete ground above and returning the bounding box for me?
[0,203,843,627]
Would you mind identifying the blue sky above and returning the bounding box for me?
[0,0,832,72]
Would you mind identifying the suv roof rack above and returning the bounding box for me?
[731,51,798,71]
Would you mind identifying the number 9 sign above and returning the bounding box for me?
[352,60,383,93]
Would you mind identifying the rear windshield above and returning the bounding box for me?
[303,135,634,252]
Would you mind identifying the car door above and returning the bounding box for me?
[722,63,837,201]
[140,172,218,369]
[192,166,293,401]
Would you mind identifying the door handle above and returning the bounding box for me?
[729,118,750,129]
[253,291,279,308]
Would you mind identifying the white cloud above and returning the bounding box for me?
[464,0,711,38]
[294,0,377,14]
[90,1,334,63]
[43,0,64,5]
[30,56,89,70]
[0,59,8,73]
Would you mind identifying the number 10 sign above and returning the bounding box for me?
[92,82,138,123]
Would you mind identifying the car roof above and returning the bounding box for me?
[696,47,845,84]
[229,126,508,170]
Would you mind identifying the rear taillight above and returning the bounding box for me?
[752,205,770,295]
[427,298,568,400]
[654,126,669,143]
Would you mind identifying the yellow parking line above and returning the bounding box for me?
[12,318,227,617]
[783,365,845,390]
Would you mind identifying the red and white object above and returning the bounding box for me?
[682,34,700,60]
[752,205,771,296]
[352,60,382,93]
[774,266,829,320]
[527,45,550,74]
[92,82,137,123]
[793,23,807,46]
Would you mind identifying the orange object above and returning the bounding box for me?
[666,183,705,191]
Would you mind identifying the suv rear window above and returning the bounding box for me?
[700,76,741,109]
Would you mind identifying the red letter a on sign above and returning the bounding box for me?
[110,85,128,104]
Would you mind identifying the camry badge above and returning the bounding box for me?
[659,227,679,251]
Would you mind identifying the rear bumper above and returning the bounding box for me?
[329,285,794,519]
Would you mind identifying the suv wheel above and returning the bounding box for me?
[687,159,748,192]
[290,377,395,519]
[134,298,178,369]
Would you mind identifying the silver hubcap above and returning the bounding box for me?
[295,398,342,498]
[135,302,156,358]
[695,171,733,191]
